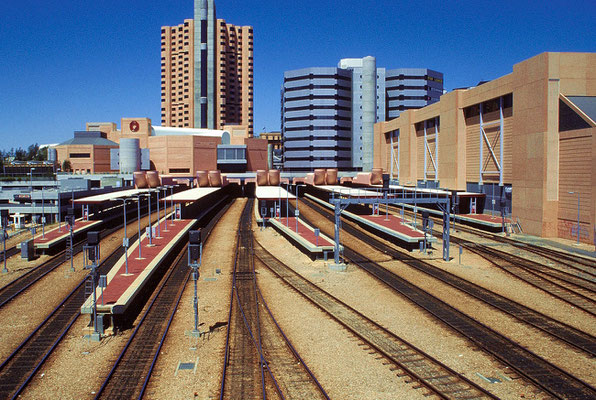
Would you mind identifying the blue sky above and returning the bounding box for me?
[0,0,594,151]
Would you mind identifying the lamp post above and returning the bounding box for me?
[162,186,169,231]
[296,184,306,215]
[169,185,175,224]
[30,167,35,229]
[286,183,289,226]
[30,167,35,192]
[119,198,130,275]
[1,210,8,273]
[58,191,62,232]
[147,191,154,246]
[568,191,580,245]
[156,188,161,238]
[41,186,45,239]
[278,185,281,221]
[136,194,145,259]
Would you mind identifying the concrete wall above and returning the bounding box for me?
[245,138,268,171]
[148,135,220,175]
[55,144,117,174]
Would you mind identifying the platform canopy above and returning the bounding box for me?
[73,188,152,204]
[389,185,451,196]
[255,186,295,200]
[163,187,221,203]
[316,185,382,198]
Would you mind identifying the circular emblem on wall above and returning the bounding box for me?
[129,121,140,132]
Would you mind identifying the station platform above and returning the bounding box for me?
[268,216,336,259]
[305,194,432,248]
[399,203,510,231]
[255,186,296,200]
[81,218,196,316]
[313,185,382,199]
[29,219,102,250]
[164,187,221,203]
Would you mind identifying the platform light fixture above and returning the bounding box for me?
[162,186,169,231]
[85,230,101,341]
[1,209,8,273]
[66,207,75,271]
[117,198,131,275]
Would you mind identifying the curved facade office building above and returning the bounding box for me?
[282,68,353,171]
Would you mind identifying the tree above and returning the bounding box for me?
[14,147,26,161]
[26,144,39,160]
[62,159,72,172]
[35,146,47,161]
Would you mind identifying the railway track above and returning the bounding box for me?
[95,199,231,400]
[220,199,328,400]
[461,242,596,317]
[0,246,19,263]
[0,204,153,310]
[0,234,132,399]
[300,197,596,399]
[304,196,596,357]
[389,204,596,272]
[254,240,496,400]
[384,204,596,316]
[221,198,269,399]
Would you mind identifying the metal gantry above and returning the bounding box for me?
[389,129,400,182]
[423,118,439,183]
[479,96,504,186]
[329,187,451,264]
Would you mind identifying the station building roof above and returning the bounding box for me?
[57,131,118,146]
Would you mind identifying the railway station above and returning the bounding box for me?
[1,148,595,399]
[0,8,595,396]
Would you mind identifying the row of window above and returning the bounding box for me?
[284,115,351,122]
[284,104,351,112]
[284,74,350,83]
[69,153,90,158]
[386,85,434,91]
[285,156,352,161]
[386,74,443,83]
[463,93,513,118]
[283,135,351,142]
[284,84,351,92]
[386,95,430,102]
[284,146,351,152]
[285,94,351,102]
[285,125,351,132]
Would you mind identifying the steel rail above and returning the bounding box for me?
[0,233,131,399]
[304,197,596,356]
[255,285,330,400]
[96,197,233,399]
[300,197,596,400]
[254,240,496,400]
[388,204,596,271]
[0,202,151,309]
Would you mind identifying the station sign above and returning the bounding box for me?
[13,194,32,203]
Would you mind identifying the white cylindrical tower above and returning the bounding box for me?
[119,138,141,173]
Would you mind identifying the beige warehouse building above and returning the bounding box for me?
[374,52,596,244]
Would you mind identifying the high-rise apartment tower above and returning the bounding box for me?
[161,0,254,134]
